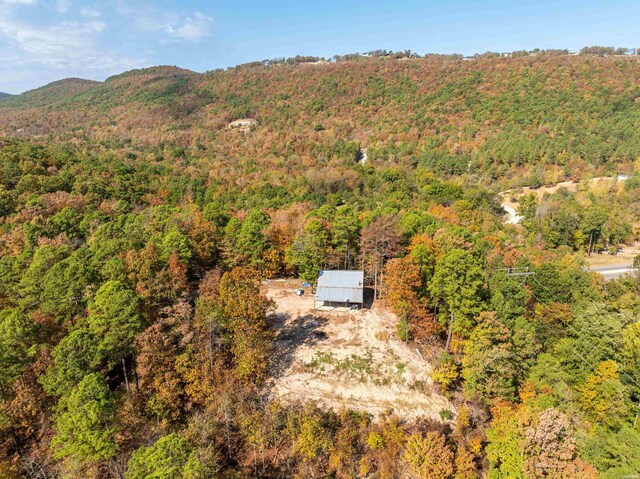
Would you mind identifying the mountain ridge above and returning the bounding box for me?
[1,49,640,479]
[0,77,100,109]
[1,53,640,187]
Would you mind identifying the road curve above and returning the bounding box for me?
[499,175,628,226]
[502,204,522,225]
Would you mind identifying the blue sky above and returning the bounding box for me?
[1,0,639,93]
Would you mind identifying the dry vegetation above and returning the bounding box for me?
[266,282,453,420]
[1,53,640,478]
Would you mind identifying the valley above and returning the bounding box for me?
[1,52,639,478]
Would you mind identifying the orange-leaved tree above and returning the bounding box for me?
[217,267,275,383]
[384,256,440,341]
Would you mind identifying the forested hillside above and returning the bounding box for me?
[1,53,640,478]
[2,54,640,186]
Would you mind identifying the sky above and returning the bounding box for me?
[1,0,639,94]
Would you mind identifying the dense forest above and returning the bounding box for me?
[1,52,640,478]
[4,52,640,186]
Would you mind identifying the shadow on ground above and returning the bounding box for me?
[363,287,375,309]
[270,313,328,378]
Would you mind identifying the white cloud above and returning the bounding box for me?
[1,0,75,12]
[80,6,101,18]
[0,0,37,5]
[115,2,175,32]
[0,18,105,66]
[164,11,212,41]
[53,0,70,13]
[0,13,140,76]
[0,0,213,92]
[116,2,212,43]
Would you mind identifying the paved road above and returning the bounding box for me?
[502,205,522,225]
[588,265,638,280]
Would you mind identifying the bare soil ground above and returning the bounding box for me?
[265,280,454,421]
[503,176,624,203]
[499,177,639,267]
[500,177,627,227]
[585,243,640,267]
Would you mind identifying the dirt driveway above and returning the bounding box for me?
[265,281,454,421]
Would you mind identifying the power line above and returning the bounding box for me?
[521,294,637,419]
[486,271,638,420]
[530,276,640,391]
[490,267,535,286]
[487,262,639,425]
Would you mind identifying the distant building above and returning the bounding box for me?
[314,270,364,309]
[228,118,258,130]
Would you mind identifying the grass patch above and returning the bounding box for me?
[336,352,375,380]
[306,351,336,371]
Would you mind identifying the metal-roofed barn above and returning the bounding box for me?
[314,270,364,309]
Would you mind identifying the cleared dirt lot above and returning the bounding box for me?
[500,176,627,224]
[584,244,639,267]
[265,280,454,421]
[500,177,640,266]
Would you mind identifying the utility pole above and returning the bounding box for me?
[491,267,536,286]
[445,311,453,351]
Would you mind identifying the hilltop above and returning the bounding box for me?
[1,51,640,478]
[0,78,100,109]
[1,54,640,187]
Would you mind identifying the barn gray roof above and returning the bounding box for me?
[315,270,364,304]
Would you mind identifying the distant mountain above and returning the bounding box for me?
[1,55,640,184]
[0,92,12,99]
[0,78,99,109]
